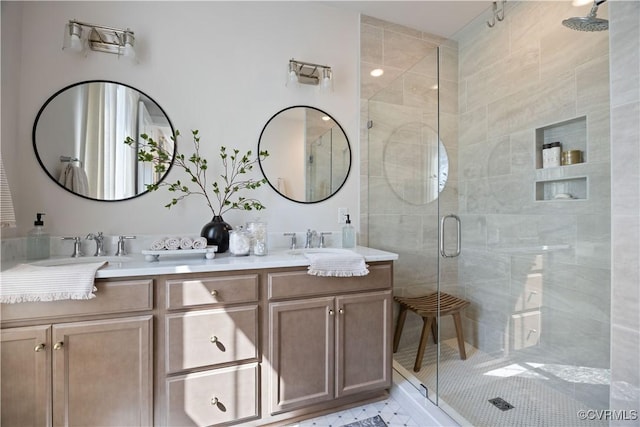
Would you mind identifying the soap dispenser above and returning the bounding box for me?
[27,213,50,260]
[342,214,355,248]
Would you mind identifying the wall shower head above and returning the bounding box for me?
[562,0,608,31]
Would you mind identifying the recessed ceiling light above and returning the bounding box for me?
[322,116,331,121]
[370,68,384,77]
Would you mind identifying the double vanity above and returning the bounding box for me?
[0,247,397,426]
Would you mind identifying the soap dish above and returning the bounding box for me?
[141,246,218,261]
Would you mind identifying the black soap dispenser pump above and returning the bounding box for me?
[342,214,355,248]
[27,213,50,260]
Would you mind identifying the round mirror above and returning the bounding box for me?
[258,106,351,203]
[33,80,175,201]
[383,122,448,204]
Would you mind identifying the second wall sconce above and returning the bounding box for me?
[63,20,136,59]
[287,58,333,91]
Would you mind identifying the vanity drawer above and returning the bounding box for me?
[268,262,392,300]
[165,273,259,309]
[0,279,153,323]
[165,305,258,373]
[166,363,259,426]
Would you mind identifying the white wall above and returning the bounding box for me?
[1,1,360,240]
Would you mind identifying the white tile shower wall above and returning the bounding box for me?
[609,1,640,424]
[455,1,611,370]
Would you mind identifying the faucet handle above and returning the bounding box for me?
[61,236,83,258]
[319,232,332,248]
[284,232,297,250]
[116,235,136,256]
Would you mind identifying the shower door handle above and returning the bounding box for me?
[439,214,461,258]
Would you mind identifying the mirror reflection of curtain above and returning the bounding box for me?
[83,83,138,199]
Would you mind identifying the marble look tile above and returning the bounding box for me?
[361,24,383,65]
[611,102,640,216]
[458,106,487,148]
[611,214,640,331]
[610,324,640,409]
[576,54,611,116]
[609,1,640,109]
[383,30,438,72]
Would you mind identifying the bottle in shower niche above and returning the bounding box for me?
[342,214,355,248]
[542,141,562,168]
[27,212,50,260]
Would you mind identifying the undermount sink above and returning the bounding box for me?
[286,248,354,256]
[30,256,133,267]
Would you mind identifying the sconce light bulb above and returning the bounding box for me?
[287,70,298,86]
[69,34,83,52]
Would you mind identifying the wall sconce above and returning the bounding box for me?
[287,59,333,91]
[63,20,136,59]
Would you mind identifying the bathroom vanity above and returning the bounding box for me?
[0,247,396,426]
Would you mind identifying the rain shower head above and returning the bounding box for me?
[562,0,609,31]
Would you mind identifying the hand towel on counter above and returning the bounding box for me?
[0,261,107,304]
[164,237,181,250]
[180,237,194,249]
[192,237,208,249]
[305,251,369,277]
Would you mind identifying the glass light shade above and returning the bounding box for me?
[122,32,136,59]
[287,70,298,86]
[63,22,84,53]
[320,68,333,91]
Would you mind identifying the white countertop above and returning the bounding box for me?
[6,246,398,279]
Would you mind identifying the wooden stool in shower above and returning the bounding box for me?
[393,292,470,372]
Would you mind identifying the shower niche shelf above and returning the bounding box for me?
[534,116,588,201]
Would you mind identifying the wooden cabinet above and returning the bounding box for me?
[268,266,393,415]
[0,325,51,426]
[1,279,154,427]
[160,272,260,426]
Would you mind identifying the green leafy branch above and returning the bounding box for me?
[125,129,269,217]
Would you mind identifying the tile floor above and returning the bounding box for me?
[286,396,422,427]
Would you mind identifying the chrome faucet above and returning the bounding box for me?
[305,229,317,248]
[284,232,297,250]
[115,235,136,256]
[61,236,83,257]
[319,232,332,248]
[86,232,106,256]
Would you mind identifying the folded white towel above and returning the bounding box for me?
[0,261,107,304]
[165,237,181,250]
[305,252,369,277]
[180,237,193,249]
[150,239,166,250]
[192,237,207,249]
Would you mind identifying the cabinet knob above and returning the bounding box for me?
[34,343,46,352]
[339,308,345,314]
[210,290,219,297]
[329,309,335,316]
[210,335,218,344]
[53,342,64,350]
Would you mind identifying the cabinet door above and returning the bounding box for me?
[52,316,152,426]
[336,291,392,398]
[0,325,51,427]
[269,297,334,414]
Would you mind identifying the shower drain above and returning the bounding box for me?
[488,397,515,411]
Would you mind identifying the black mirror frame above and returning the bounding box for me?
[257,105,352,204]
[32,79,176,202]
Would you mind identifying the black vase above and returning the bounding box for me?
[201,216,232,253]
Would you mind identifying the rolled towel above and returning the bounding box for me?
[180,237,193,249]
[165,237,181,250]
[150,238,166,250]
[192,237,207,249]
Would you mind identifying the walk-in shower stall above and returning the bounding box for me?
[361,2,611,425]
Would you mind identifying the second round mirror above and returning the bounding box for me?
[258,106,351,203]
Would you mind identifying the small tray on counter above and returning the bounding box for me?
[141,246,218,261]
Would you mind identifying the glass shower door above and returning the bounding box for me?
[365,45,449,405]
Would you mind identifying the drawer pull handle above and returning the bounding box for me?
[53,342,64,350]
[34,343,46,352]
[210,290,219,297]
[211,397,227,411]
[210,335,218,343]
